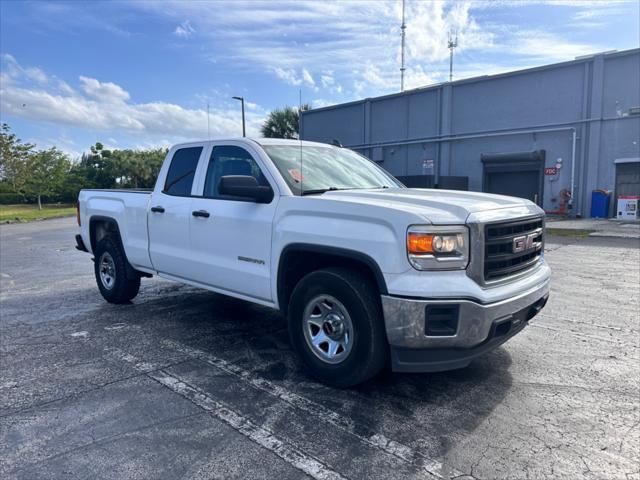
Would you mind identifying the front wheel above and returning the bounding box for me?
[94,236,141,304]
[288,267,387,387]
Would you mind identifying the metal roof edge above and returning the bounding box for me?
[301,48,640,115]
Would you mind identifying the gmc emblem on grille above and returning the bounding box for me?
[512,233,537,253]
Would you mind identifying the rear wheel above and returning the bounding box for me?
[94,236,141,304]
[288,267,387,387]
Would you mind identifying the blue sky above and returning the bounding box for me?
[1,0,638,158]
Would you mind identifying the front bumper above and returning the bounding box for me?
[381,276,550,372]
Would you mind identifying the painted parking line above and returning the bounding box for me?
[103,346,160,372]
[161,339,465,480]
[149,369,347,480]
[104,347,347,480]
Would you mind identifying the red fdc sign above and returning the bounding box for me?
[544,167,558,175]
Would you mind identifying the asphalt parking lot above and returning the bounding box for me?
[1,217,639,480]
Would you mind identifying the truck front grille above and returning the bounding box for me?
[484,217,544,281]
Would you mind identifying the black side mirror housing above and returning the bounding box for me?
[218,175,273,203]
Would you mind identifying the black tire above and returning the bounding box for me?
[288,267,387,387]
[94,235,141,304]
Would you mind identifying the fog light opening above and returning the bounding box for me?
[425,305,460,336]
[495,320,512,337]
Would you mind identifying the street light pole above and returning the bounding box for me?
[232,96,246,137]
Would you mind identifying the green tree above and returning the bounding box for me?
[23,148,71,209]
[260,104,311,139]
[0,123,34,194]
[110,148,166,188]
[78,142,117,189]
[60,164,90,203]
[1,124,171,205]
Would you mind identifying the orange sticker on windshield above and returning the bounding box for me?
[288,168,303,183]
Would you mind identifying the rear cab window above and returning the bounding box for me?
[163,146,203,196]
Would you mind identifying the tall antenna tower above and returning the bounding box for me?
[448,30,458,83]
[400,0,406,91]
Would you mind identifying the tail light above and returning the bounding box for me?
[76,202,81,226]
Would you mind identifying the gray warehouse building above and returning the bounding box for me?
[301,48,640,218]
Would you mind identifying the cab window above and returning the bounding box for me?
[163,146,203,196]
[203,145,269,198]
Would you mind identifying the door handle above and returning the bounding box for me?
[151,206,165,213]
[192,210,210,218]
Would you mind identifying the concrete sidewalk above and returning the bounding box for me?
[546,217,640,239]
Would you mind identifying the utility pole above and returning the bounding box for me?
[232,96,246,137]
[400,0,406,91]
[448,31,458,83]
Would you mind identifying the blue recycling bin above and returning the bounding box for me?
[590,189,611,218]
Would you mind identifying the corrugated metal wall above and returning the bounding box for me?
[301,49,640,217]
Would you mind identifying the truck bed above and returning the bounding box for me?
[80,188,153,194]
[78,189,153,270]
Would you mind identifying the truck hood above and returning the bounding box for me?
[319,188,540,224]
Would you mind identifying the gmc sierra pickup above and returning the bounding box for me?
[76,138,550,387]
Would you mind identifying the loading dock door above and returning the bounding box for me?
[482,150,545,205]
[615,159,640,197]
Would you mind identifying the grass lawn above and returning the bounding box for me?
[0,204,76,223]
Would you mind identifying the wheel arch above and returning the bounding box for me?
[90,215,144,281]
[89,215,123,253]
[277,243,388,314]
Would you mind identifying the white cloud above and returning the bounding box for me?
[512,30,603,61]
[0,56,266,142]
[404,66,440,90]
[568,3,629,28]
[468,0,629,8]
[56,79,75,96]
[320,74,334,88]
[272,67,318,91]
[130,0,515,100]
[174,20,195,38]
[320,73,343,95]
[244,100,259,111]
[403,1,494,62]
[12,0,631,108]
[4,0,630,148]
[24,67,48,84]
[2,53,49,84]
[310,98,336,109]
[302,69,315,87]
[273,67,302,86]
[362,63,393,88]
[79,76,130,103]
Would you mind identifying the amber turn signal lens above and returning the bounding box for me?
[407,232,433,254]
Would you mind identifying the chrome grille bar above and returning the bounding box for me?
[484,217,544,281]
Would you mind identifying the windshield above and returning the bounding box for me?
[262,145,403,195]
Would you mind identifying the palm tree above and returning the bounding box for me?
[261,104,311,139]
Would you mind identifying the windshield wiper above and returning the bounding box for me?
[301,187,345,196]
[301,185,393,196]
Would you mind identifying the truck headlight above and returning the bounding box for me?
[406,226,469,270]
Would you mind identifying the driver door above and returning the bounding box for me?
[189,144,278,302]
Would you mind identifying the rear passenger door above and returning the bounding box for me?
[148,145,204,278]
[189,144,278,302]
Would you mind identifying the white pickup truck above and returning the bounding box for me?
[76,138,550,387]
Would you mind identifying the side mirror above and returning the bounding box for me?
[218,175,273,203]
